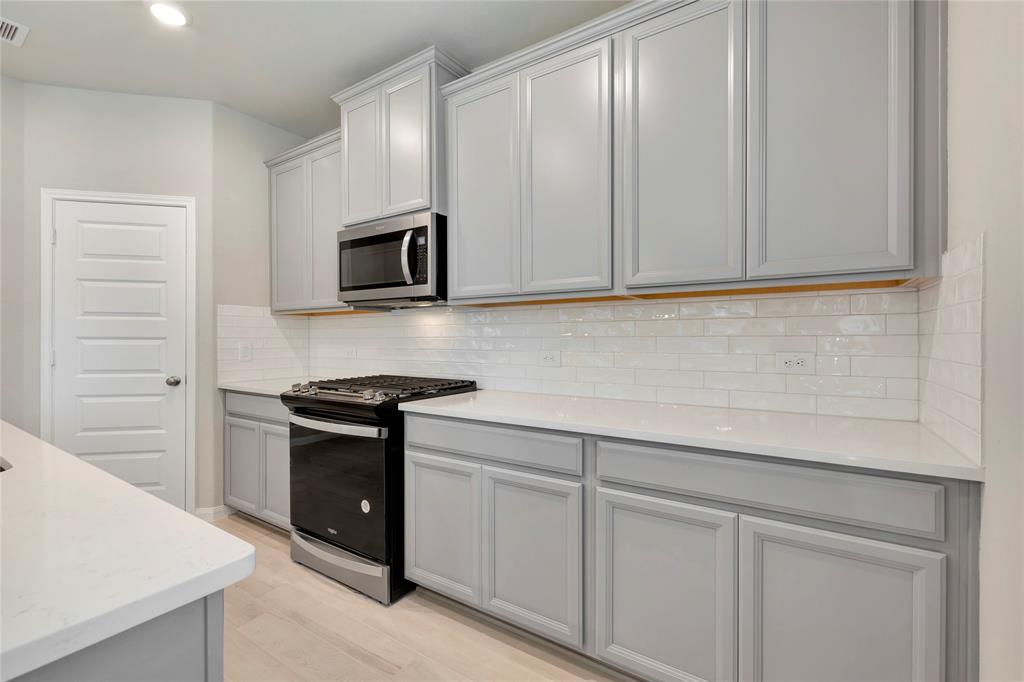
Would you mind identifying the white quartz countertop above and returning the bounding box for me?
[0,422,255,681]
[218,376,311,397]
[400,390,985,482]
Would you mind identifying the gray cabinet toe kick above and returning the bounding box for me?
[404,413,979,682]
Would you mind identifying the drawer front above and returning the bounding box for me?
[225,391,289,423]
[596,441,945,540]
[406,416,582,475]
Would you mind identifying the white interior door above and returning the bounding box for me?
[49,198,188,508]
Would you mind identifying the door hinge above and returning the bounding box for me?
[50,349,56,367]
[51,228,57,245]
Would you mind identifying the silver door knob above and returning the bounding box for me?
[166,376,182,387]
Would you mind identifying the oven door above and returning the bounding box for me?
[337,212,435,303]
[288,414,389,562]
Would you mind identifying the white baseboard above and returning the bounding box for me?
[195,505,234,522]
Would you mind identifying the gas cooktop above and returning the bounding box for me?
[283,375,476,406]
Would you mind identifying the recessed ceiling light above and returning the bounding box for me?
[149,2,189,27]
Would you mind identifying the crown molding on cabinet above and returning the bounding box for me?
[330,46,470,105]
[441,0,692,98]
[264,127,340,168]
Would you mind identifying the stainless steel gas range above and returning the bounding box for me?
[280,375,476,604]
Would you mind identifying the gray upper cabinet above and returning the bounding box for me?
[404,450,482,605]
[339,90,382,226]
[739,516,945,682]
[258,422,290,529]
[267,131,344,313]
[520,39,612,294]
[333,47,468,228]
[446,75,521,298]
[596,487,737,682]
[746,0,914,279]
[482,466,582,647]
[622,0,744,288]
[269,158,308,310]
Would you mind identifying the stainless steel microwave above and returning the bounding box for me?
[337,211,446,307]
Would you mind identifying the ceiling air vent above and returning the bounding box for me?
[0,18,29,47]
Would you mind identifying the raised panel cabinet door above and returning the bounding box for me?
[382,64,432,216]
[595,487,737,682]
[746,0,913,278]
[446,74,521,298]
[224,416,260,515]
[404,451,482,605]
[482,466,582,647]
[340,89,382,226]
[520,39,611,293]
[309,142,343,309]
[270,158,309,310]
[622,1,744,287]
[258,422,291,529]
[739,516,945,682]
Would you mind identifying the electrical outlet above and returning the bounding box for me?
[775,352,815,374]
[237,341,253,362]
[540,351,561,367]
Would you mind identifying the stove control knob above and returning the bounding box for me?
[360,500,371,514]
[291,383,301,392]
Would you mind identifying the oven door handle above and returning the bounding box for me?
[289,414,388,439]
[400,230,414,285]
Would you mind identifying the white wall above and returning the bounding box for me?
[947,1,1024,679]
[1,76,25,429]
[0,81,304,510]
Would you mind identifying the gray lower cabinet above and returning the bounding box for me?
[404,450,482,605]
[258,422,291,528]
[482,466,582,647]
[224,416,259,515]
[223,392,291,530]
[739,516,945,682]
[595,487,737,682]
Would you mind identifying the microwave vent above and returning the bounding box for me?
[1,17,29,47]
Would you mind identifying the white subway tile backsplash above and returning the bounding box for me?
[218,273,959,424]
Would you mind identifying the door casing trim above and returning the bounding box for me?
[39,188,198,513]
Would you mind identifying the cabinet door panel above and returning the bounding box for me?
[747,0,912,278]
[739,516,944,682]
[309,143,342,308]
[270,159,308,310]
[447,75,521,298]
[623,1,744,287]
[520,39,611,293]
[382,65,431,216]
[596,488,737,682]
[341,89,382,225]
[404,451,482,605]
[224,416,259,515]
[259,423,291,529]
[482,467,582,647]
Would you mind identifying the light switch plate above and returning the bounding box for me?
[237,341,253,362]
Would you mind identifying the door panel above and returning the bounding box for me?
[623,0,744,287]
[404,451,482,605]
[270,159,308,310]
[309,142,343,308]
[382,65,431,216]
[739,516,944,681]
[520,39,611,293]
[51,199,187,508]
[224,416,259,515]
[746,0,913,277]
[447,75,521,298]
[259,423,291,529]
[595,487,737,682]
[482,466,582,647]
[341,89,382,225]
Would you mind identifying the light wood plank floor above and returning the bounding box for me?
[215,514,621,682]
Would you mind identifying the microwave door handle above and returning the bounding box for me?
[400,231,414,285]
